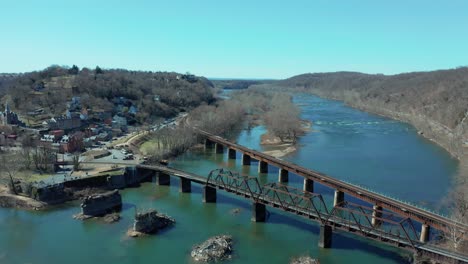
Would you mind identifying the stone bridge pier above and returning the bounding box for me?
[278,169,289,183]
[318,224,332,248]
[303,179,314,192]
[420,224,430,243]
[215,143,224,154]
[333,190,344,207]
[242,154,251,165]
[251,202,266,222]
[203,186,217,203]
[179,178,191,193]
[228,148,236,159]
[204,139,214,149]
[371,205,383,227]
[258,161,268,173]
[156,171,170,186]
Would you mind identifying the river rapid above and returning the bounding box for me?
[0,94,459,263]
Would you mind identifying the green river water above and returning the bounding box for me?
[0,94,459,263]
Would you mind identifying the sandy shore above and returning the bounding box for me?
[260,134,296,158]
[262,145,297,158]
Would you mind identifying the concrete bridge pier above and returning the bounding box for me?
[278,169,289,183]
[333,190,344,207]
[318,224,332,248]
[251,202,266,222]
[156,172,170,186]
[179,177,191,193]
[204,139,214,149]
[371,205,383,227]
[420,224,430,243]
[215,143,224,154]
[228,148,236,159]
[242,154,251,165]
[258,161,268,173]
[203,186,217,203]
[303,179,314,192]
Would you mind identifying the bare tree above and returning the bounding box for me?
[72,153,81,171]
[0,153,22,195]
[442,179,468,251]
[264,94,302,143]
[20,147,33,170]
[32,146,56,172]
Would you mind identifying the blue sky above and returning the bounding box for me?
[1,0,467,78]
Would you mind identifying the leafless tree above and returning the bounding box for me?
[264,94,302,143]
[0,152,22,194]
[32,146,56,172]
[72,153,81,171]
[442,178,468,251]
[20,147,33,170]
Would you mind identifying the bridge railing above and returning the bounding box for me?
[206,168,263,201]
[326,201,421,249]
[262,183,330,224]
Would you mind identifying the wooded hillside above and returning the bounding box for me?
[0,66,215,123]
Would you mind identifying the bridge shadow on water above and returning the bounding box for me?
[213,191,410,263]
[215,192,254,211]
[268,210,410,263]
[331,232,411,262]
[266,210,410,263]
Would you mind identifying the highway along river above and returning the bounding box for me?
[0,94,459,263]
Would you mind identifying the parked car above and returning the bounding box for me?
[123,154,134,160]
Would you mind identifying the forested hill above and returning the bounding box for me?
[259,68,468,158]
[0,66,215,123]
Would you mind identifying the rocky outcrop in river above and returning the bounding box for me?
[191,235,233,262]
[290,256,320,264]
[74,189,122,219]
[128,209,175,237]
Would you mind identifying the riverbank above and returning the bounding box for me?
[0,185,47,210]
[341,96,465,161]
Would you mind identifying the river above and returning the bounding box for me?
[0,94,459,263]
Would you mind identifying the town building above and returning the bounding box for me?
[59,132,84,153]
[46,114,82,130]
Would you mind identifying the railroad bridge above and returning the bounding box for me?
[197,129,468,262]
[82,129,468,263]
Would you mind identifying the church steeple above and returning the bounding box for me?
[5,102,10,113]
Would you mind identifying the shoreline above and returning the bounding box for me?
[0,186,47,210]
